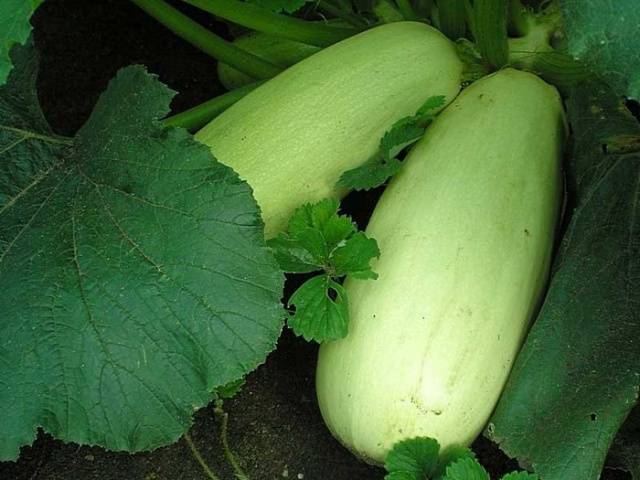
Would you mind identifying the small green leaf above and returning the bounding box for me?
[385,437,441,480]
[214,378,246,400]
[331,231,380,279]
[443,457,490,480]
[500,473,539,480]
[338,95,445,190]
[0,1,44,86]
[436,446,477,477]
[385,472,419,480]
[287,275,349,342]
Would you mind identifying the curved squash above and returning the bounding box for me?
[196,22,463,238]
[315,68,566,464]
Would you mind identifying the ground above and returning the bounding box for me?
[0,1,632,479]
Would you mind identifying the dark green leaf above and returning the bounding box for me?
[487,82,640,480]
[0,45,284,460]
[337,152,403,191]
[385,437,440,480]
[435,446,477,477]
[385,472,419,480]
[0,1,43,86]
[287,275,348,342]
[331,231,380,279]
[560,0,640,100]
[607,404,640,479]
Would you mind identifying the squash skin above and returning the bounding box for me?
[315,68,566,464]
[196,22,463,238]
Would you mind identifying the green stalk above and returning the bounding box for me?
[131,0,281,79]
[162,82,263,131]
[215,402,250,480]
[508,0,531,36]
[184,433,221,480]
[438,0,467,39]
[396,0,418,19]
[507,11,590,88]
[182,0,358,47]
[316,1,369,28]
[413,0,434,19]
[474,0,509,69]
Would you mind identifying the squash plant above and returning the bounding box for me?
[0,1,638,480]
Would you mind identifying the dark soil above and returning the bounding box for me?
[0,1,633,479]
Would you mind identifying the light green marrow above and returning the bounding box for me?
[217,32,320,90]
[196,21,463,238]
[315,68,566,464]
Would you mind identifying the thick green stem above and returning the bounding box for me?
[184,433,221,480]
[316,1,368,28]
[162,82,263,131]
[508,0,531,36]
[507,14,589,87]
[396,0,418,19]
[474,0,509,69]
[438,0,467,39]
[131,0,281,79]
[182,0,358,47]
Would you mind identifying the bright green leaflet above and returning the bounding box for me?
[0,43,284,460]
[268,199,379,342]
[500,473,538,480]
[247,0,308,13]
[338,95,445,191]
[560,0,640,100]
[0,0,43,86]
[487,81,640,480]
[287,275,349,341]
[443,457,489,480]
[384,437,440,480]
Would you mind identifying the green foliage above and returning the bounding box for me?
[268,199,379,342]
[0,0,43,86]
[384,437,535,480]
[0,44,284,460]
[560,0,640,100]
[338,95,445,191]
[488,81,640,480]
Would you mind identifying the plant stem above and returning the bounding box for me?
[215,402,249,480]
[163,82,263,131]
[474,0,509,69]
[131,0,282,79]
[438,0,467,39]
[184,433,221,480]
[508,0,531,36]
[316,1,368,28]
[181,0,358,47]
[395,0,418,20]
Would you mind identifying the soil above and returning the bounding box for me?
[0,1,633,479]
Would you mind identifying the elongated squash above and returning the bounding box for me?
[315,68,566,464]
[217,32,320,90]
[196,22,462,238]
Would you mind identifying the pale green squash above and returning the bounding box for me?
[315,68,566,464]
[196,22,463,238]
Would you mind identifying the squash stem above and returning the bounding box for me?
[395,0,418,19]
[184,433,222,480]
[131,0,282,79]
[316,1,369,28]
[162,82,263,131]
[181,0,359,47]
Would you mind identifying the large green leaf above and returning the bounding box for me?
[0,0,43,86]
[560,0,640,100]
[607,404,640,478]
[487,82,640,479]
[0,43,284,460]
